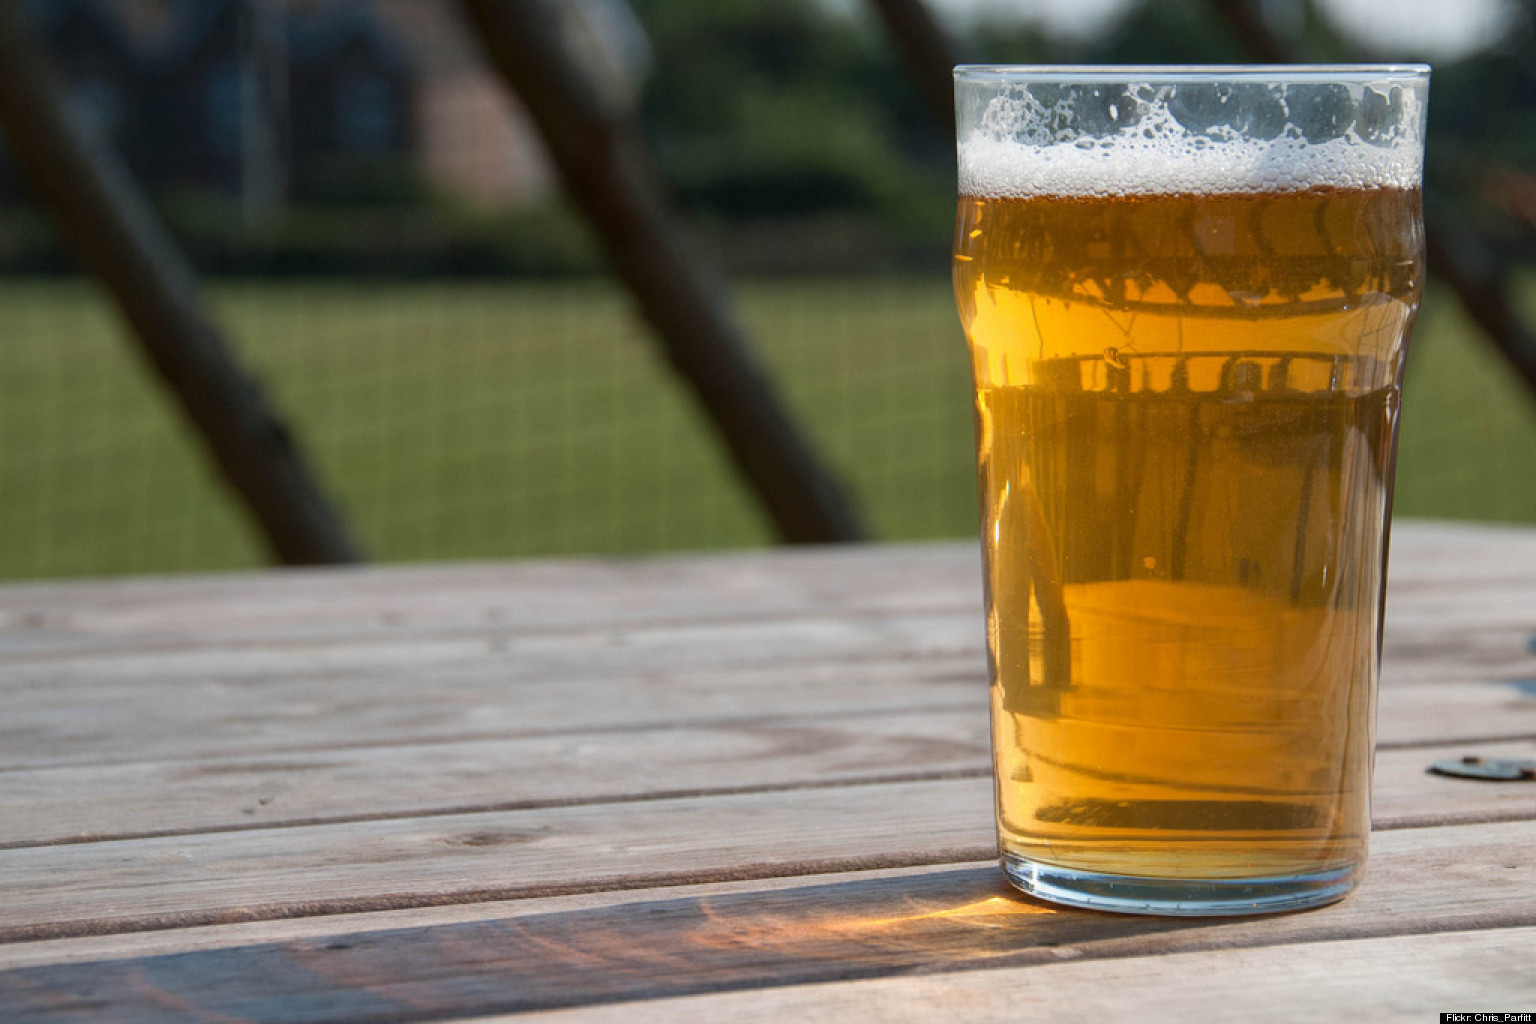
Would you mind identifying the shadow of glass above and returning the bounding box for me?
[2,866,1254,1020]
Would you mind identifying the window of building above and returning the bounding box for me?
[337,75,395,151]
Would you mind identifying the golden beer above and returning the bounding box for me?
[953,67,1428,914]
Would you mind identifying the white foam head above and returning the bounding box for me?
[955,69,1428,199]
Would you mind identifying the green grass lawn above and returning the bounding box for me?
[0,276,1532,580]
[1394,291,1536,522]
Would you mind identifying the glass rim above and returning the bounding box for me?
[954,64,1431,84]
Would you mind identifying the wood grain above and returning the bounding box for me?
[3,642,1529,776]
[0,710,992,847]
[0,543,981,645]
[2,778,993,940]
[0,522,1531,1020]
[4,772,1535,943]
[1,717,1529,851]
[0,522,1528,664]
[3,827,1534,1021]
[509,926,1536,1024]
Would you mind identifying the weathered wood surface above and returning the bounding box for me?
[508,926,1536,1024]
[0,520,1533,1020]
[2,785,1534,942]
[4,824,1535,1020]
[1,727,1529,852]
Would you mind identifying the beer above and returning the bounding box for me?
[952,69,1427,913]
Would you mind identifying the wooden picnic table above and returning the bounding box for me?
[1,519,1533,1021]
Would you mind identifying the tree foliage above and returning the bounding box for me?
[632,0,948,228]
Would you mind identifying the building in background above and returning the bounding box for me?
[371,0,552,208]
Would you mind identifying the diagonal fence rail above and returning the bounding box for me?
[457,0,869,545]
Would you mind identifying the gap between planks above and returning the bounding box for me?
[4,861,1536,1021]
[3,780,1534,945]
[0,766,992,852]
[1,722,1531,852]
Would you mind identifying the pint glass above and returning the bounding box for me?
[952,66,1429,915]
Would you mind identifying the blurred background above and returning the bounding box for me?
[0,0,1531,580]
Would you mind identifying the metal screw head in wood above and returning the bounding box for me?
[1428,756,1536,781]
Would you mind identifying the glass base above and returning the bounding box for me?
[1001,851,1358,917]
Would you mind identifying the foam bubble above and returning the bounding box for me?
[957,83,1424,198]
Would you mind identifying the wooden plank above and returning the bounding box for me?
[1,586,1531,771]
[0,522,1527,1020]
[0,518,1518,616]
[1374,740,1536,829]
[1386,519,1536,578]
[0,543,981,649]
[1377,678,1536,745]
[3,766,1536,942]
[1380,530,1536,685]
[0,679,1529,849]
[0,709,992,847]
[0,530,1528,778]
[0,778,995,941]
[1,643,1529,775]
[0,606,982,686]
[508,928,1536,1023]
[0,870,851,970]
[0,648,988,770]
[0,521,1528,664]
[0,529,1520,661]
[3,826,1535,1020]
